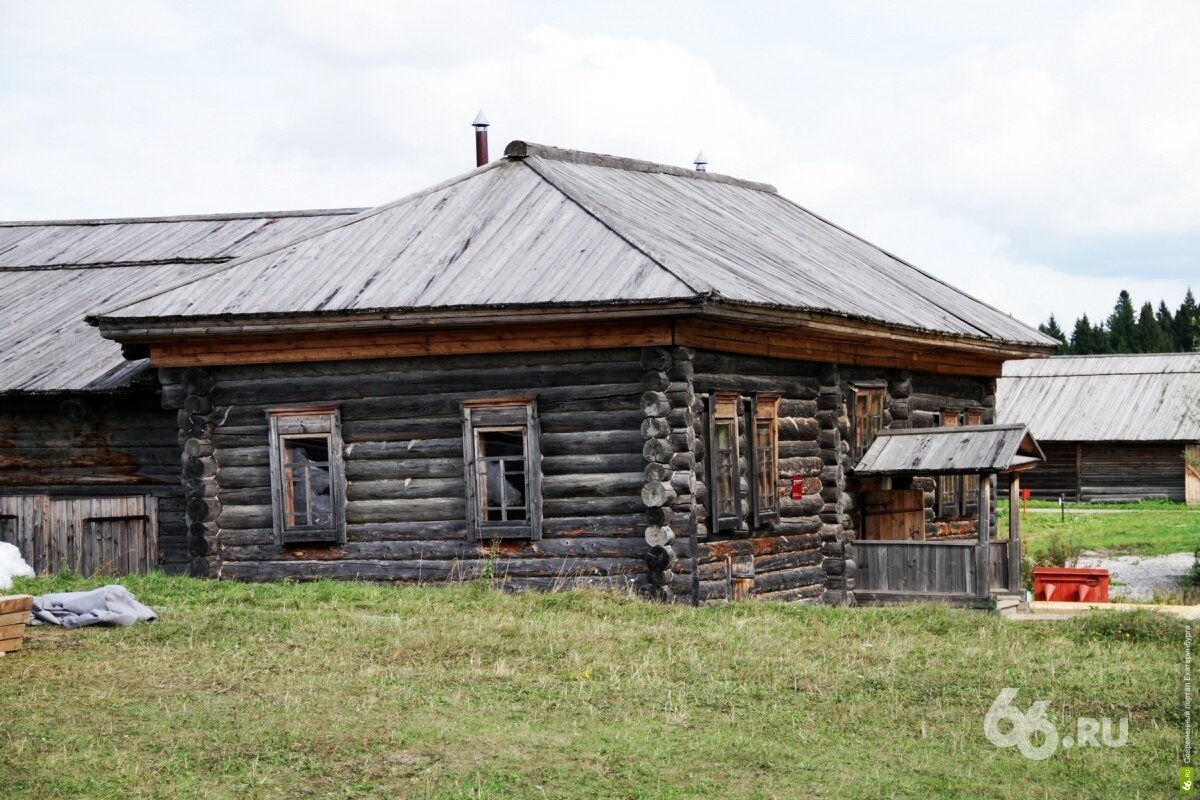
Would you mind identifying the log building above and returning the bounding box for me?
[0,209,362,574]
[998,354,1200,504]
[84,140,1055,603]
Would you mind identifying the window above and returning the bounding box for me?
[462,398,542,541]
[962,408,984,512]
[851,385,886,460]
[704,392,780,533]
[747,394,781,528]
[935,407,984,518]
[268,406,346,544]
[706,392,742,532]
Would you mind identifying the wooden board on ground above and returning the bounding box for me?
[0,610,30,627]
[0,595,33,656]
[0,595,32,615]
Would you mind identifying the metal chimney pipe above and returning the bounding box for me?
[693,151,708,172]
[473,111,490,167]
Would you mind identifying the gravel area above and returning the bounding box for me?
[1076,552,1195,601]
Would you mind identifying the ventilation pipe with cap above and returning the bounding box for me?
[693,151,708,172]
[473,111,490,167]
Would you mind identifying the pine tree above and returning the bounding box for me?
[1134,301,1172,352]
[1070,314,1097,354]
[1107,290,1136,353]
[1177,289,1198,352]
[1038,314,1069,353]
[1156,301,1175,350]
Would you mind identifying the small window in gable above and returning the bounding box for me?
[268,406,346,544]
[747,393,781,528]
[462,398,542,541]
[706,392,742,533]
[851,384,886,460]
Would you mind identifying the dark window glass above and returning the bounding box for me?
[714,420,737,517]
[755,420,775,513]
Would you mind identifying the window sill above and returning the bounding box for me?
[474,526,536,541]
[281,528,341,545]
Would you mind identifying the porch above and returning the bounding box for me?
[850,424,1044,607]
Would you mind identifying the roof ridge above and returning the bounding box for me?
[505,140,778,194]
[517,155,709,297]
[0,207,367,227]
[86,161,505,322]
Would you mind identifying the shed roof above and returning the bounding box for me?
[997,353,1200,442]
[0,208,363,392]
[95,142,1054,350]
[852,424,1044,477]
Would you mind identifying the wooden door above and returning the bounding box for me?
[863,490,926,541]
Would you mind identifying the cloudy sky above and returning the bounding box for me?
[1,1,1196,330]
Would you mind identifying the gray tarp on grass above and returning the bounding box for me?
[31,585,157,628]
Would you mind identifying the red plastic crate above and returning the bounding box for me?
[1032,567,1110,603]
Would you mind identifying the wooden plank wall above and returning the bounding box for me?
[1187,445,1200,506]
[998,442,1079,500]
[1079,442,1186,502]
[856,541,977,594]
[0,495,158,575]
[0,390,185,572]
[166,349,653,587]
[1011,441,1187,503]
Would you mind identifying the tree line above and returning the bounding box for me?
[1037,288,1199,355]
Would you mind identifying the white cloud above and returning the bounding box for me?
[0,0,1195,329]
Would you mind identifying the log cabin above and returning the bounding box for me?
[0,208,362,574]
[85,139,1056,604]
[998,354,1200,504]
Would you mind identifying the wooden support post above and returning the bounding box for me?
[1008,471,1021,594]
[1075,444,1083,501]
[976,474,991,601]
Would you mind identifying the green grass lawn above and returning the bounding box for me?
[0,575,1187,799]
[1000,499,1200,558]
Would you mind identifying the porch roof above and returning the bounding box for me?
[851,424,1044,477]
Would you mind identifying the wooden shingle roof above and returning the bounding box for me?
[852,424,1044,476]
[0,209,363,392]
[997,354,1200,442]
[95,142,1055,350]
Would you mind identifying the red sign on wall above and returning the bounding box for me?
[790,474,804,500]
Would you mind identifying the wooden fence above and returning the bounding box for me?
[857,539,1016,598]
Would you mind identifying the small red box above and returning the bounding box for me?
[1032,567,1110,603]
[790,475,804,500]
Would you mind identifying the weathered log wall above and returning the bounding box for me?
[1008,441,1187,503]
[163,349,652,585]
[0,390,186,573]
[672,351,830,604]
[675,355,994,604]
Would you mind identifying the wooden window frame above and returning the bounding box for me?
[746,393,781,528]
[706,392,742,533]
[267,405,346,545]
[851,383,886,461]
[461,397,542,542]
[935,407,985,519]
